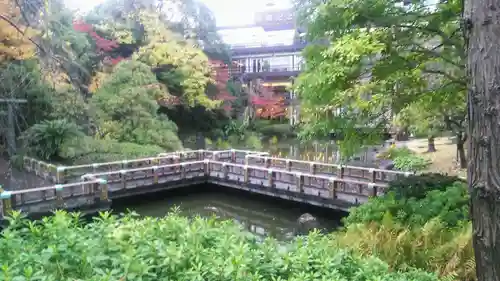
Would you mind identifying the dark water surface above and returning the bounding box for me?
[113,184,347,240]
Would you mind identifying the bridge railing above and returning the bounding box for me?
[244,155,413,183]
[0,179,106,218]
[207,161,388,208]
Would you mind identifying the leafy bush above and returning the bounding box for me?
[334,217,475,281]
[389,173,466,200]
[20,120,84,160]
[345,182,469,228]
[393,154,431,172]
[59,136,164,164]
[376,146,413,160]
[0,211,441,281]
[258,123,295,137]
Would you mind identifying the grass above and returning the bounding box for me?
[403,137,466,178]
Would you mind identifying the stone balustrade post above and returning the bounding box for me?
[98,179,109,201]
[120,170,127,189]
[268,169,274,188]
[0,189,12,217]
[244,165,249,184]
[244,155,249,166]
[180,163,186,179]
[339,165,345,179]
[55,185,64,208]
[285,160,292,171]
[369,168,376,183]
[152,166,159,184]
[296,173,304,193]
[56,166,66,184]
[328,178,337,199]
[309,163,316,175]
[264,157,271,168]
[204,160,210,177]
[121,160,128,169]
[231,149,236,163]
[369,183,377,197]
[222,163,229,180]
[92,163,99,174]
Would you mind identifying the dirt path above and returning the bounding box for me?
[397,137,466,178]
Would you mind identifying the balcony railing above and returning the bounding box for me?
[230,63,303,76]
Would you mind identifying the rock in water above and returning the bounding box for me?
[296,213,320,235]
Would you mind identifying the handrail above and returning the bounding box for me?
[209,160,388,188]
[244,154,412,176]
[8,180,102,195]
[87,161,206,178]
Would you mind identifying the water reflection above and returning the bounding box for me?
[114,186,343,241]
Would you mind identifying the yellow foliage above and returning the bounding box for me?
[0,0,37,62]
[333,219,475,281]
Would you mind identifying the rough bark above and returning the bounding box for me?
[427,136,437,152]
[464,0,500,279]
[456,137,467,169]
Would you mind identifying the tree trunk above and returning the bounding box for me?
[456,138,467,169]
[427,136,436,152]
[464,0,500,279]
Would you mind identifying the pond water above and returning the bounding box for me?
[113,184,346,241]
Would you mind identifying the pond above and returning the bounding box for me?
[113,184,346,241]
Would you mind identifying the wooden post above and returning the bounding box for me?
[309,163,316,175]
[99,179,109,201]
[198,149,205,161]
[55,185,64,208]
[152,166,159,184]
[244,165,249,184]
[296,173,304,193]
[268,169,274,188]
[286,160,292,171]
[213,152,219,162]
[56,166,66,184]
[121,160,128,169]
[1,190,12,216]
[120,170,127,189]
[231,149,236,163]
[328,178,337,199]
[244,155,249,166]
[369,168,376,182]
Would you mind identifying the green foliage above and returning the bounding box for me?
[91,60,183,151]
[294,0,465,156]
[20,120,84,161]
[388,173,466,200]
[393,154,431,172]
[377,146,413,160]
[334,217,475,281]
[345,182,469,228]
[0,211,441,281]
[59,136,164,164]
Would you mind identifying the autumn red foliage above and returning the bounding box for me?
[209,59,236,111]
[251,85,287,119]
[73,20,123,65]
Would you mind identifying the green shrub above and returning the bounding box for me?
[334,217,475,281]
[393,154,431,172]
[389,173,466,200]
[59,136,164,164]
[258,123,295,137]
[344,182,469,228]
[376,146,413,160]
[0,211,441,281]
[20,119,84,160]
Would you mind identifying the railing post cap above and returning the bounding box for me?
[55,184,63,191]
[222,163,228,167]
[230,149,235,152]
[121,160,128,164]
[152,166,158,170]
[92,163,100,168]
[404,172,413,177]
[295,172,302,177]
[328,177,336,183]
[56,166,66,172]
[268,169,273,174]
[369,168,375,173]
[243,165,248,169]
[203,159,210,164]
[368,183,375,188]
[120,170,127,175]
[0,191,12,199]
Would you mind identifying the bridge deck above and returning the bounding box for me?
[0,149,411,219]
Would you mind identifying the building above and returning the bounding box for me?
[217,2,305,125]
